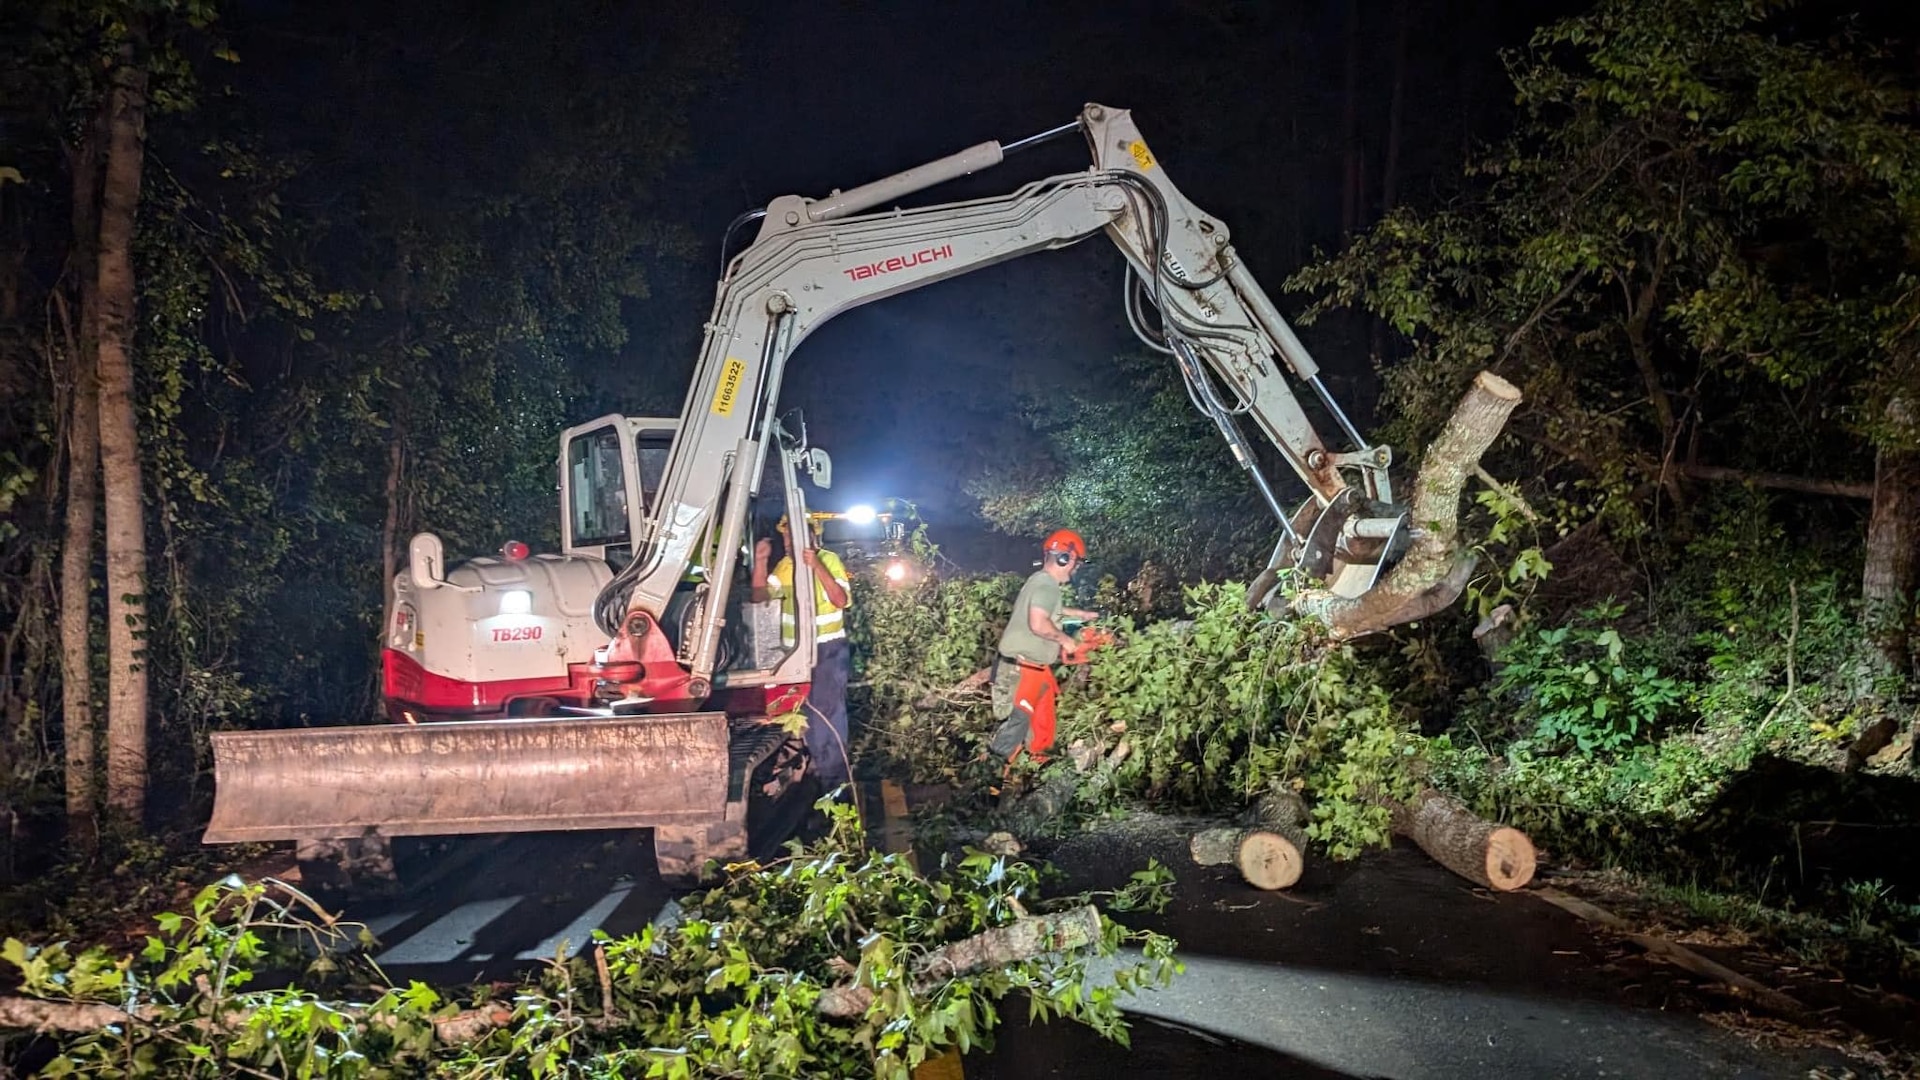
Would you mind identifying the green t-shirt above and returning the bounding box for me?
[998,570,1065,664]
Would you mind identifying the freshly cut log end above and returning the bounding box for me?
[1483,826,1536,893]
[1470,370,1523,402]
[1396,788,1536,892]
[1235,830,1303,891]
[1190,826,1303,891]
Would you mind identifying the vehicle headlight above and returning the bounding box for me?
[499,589,533,615]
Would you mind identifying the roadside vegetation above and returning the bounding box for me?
[854,0,1920,1023]
[3,805,1178,1079]
[4,0,1920,1075]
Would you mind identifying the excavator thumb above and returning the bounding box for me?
[1268,371,1523,639]
[203,713,782,882]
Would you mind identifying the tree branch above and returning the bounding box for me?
[2,908,1111,1038]
[1678,464,1873,500]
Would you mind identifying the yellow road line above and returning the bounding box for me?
[874,778,919,872]
[913,1048,965,1079]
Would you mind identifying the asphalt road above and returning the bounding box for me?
[308,809,1856,1079]
[1081,951,1808,1079]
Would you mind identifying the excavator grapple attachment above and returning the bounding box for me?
[203,714,731,843]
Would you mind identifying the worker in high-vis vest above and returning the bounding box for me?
[751,514,854,793]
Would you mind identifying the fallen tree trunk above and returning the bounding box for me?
[1533,888,1812,1022]
[1389,788,1535,891]
[1289,371,1523,638]
[0,990,511,1043]
[2,908,1109,1036]
[1002,741,1131,835]
[815,905,1104,1019]
[1189,827,1302,890]
[1679,463,1874,501]
[1189,788,1313,890]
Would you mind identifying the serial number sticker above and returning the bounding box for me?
[710,357,747,416]
[1128,141,1154,170]
[490,625,545,643]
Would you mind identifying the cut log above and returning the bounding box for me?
[1189,827,1303,891]
[1190,786,1313,890]
[815,905,1104,1019]
[1392,788,1535,891]
[1289,371,1523,638]
[1002,741,1130,835]
[1245,788,1308,832]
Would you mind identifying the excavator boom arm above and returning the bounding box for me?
[607,103,1401,684]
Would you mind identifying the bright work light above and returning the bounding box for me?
[845,504,878,526]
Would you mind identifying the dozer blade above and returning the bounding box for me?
[204,714,731,843]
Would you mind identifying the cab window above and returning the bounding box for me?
[635,431,673,515]
[568,427,630,547]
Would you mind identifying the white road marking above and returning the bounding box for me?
[362,910,417,940]
[375,897,522,965]
[515,885,636,960]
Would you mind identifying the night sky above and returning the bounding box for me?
[232,0,1562,535]
[665,1,1552,521]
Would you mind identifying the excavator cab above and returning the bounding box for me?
[559,415,677,570]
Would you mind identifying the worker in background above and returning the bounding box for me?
[752,514,854,796]
[988,529,1101,772]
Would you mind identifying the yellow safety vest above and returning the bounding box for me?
[767,551,849,644]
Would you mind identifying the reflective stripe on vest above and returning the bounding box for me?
[769,567,847,644]
[779,608,845,643]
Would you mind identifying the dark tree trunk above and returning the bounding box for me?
[381,432,406,591]
[1341,0,1361,238]
[1381,0,1408,215]
[1863,397,1920,679]
[59,107,105,847]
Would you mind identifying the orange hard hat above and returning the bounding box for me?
[1042,529,1087,560]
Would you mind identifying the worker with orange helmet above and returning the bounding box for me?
[987,528,1102,768]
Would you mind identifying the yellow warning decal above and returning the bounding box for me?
[710,357,747,416]
[1128,141,1155,170]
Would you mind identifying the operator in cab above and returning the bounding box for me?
[988,529,1100,773]
[752,514,854,797]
